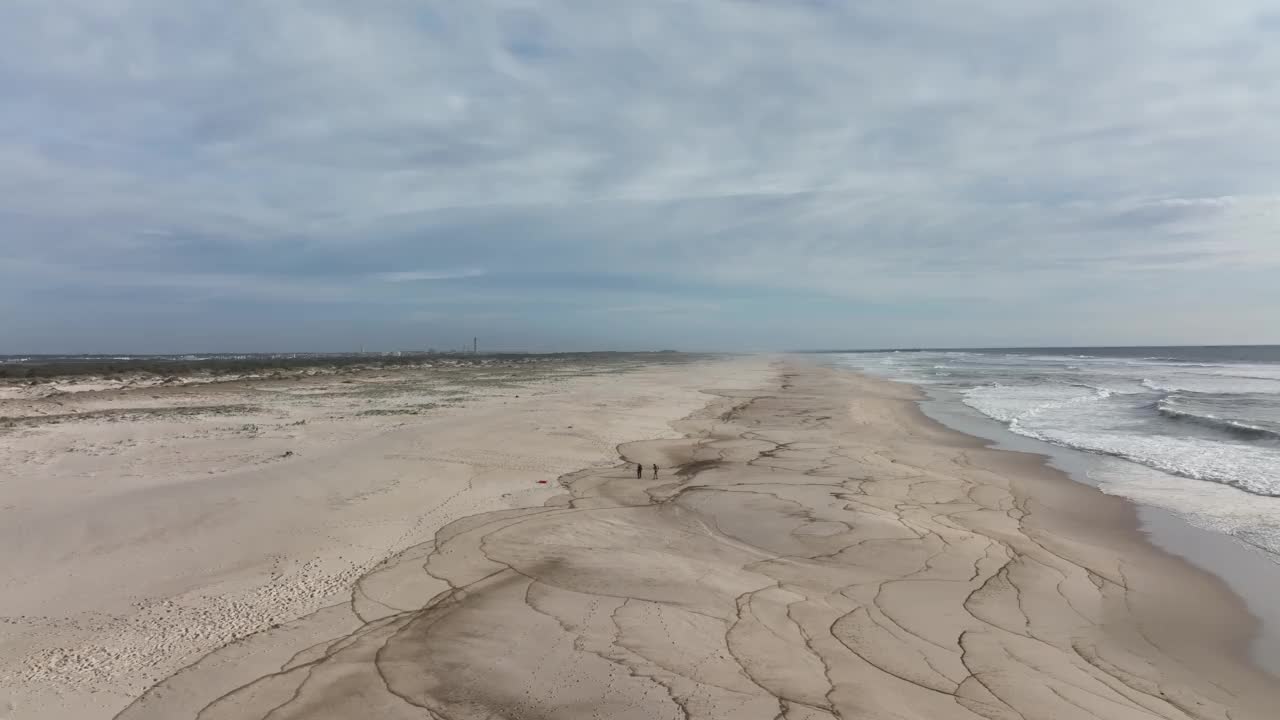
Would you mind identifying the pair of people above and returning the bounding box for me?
[636,463,658,479]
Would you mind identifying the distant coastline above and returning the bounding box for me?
[0,351,717,381]
[799,344,1280,355]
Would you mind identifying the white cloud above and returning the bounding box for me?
[1,0,1278,347]
[374,270,486,282]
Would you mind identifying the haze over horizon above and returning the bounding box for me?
[4,1,1279,354]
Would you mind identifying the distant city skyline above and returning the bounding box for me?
[3,1,1279,353]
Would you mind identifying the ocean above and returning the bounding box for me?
[831,346,1280,563]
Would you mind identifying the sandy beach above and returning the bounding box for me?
[4,357,1278,719]
[0,355,757,719]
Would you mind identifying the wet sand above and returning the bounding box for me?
[917,387,1280,674]
[111,362,1280,719]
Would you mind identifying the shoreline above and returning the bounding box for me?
[909,378,1280,674]
[117,360,1279,718]
[833,367,1280,715]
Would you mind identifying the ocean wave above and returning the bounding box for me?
[839,350,1280,498]
[1135,358,1231,367]
[963,383,1280,497]
[1141,376,1280,394]
[1232,373,1280,382]
[1090,462,1280,559]
[962,383,1112,425]
[998,422,1280,497]
[1156,399,1280,442]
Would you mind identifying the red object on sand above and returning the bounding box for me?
[536,480,548,484]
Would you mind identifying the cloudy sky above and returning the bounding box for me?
[3,1,1279,352]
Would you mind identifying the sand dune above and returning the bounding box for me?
[99,362,1280,719]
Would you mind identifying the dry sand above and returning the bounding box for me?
[5,359,1278,719]
[0,355,757,719]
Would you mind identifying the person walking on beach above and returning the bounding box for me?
[652,464,659,478]
[636,463,643,479]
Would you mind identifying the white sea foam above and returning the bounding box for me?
[1142,375,1280,395]
[834,347,1280,574]
[958,382,1280,496]
[1092,459,1280,559]
[961,383,1111,426]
